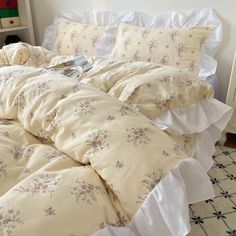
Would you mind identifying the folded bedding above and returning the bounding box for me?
[0,43,231,236]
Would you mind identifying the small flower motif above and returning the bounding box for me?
[148,39,157,53]
[0,160,7,178]
[15,174,61,197]
[85,129,109,157]
[132,51,141,61]
[1,131,10,137]
[173,144,183,157]
[169,31,179,42]
[73,99,95,118]
[120,104,133,116]
[32,81,51,98]
[23,168,31,175]
[92,35,100,47]
[188,61,196,73]
[127,127,153,146]
[192,216,204,224]
[220,191,232,198]
[226,230,236,236]
[176,43,185,57]
[16,92,26,115]
[10,145,34,161]
[161,151,170,158]
[71,180,104,204]
[115,161,124,169]
[137,170,164,203]
[213,211,226,219]
[159,76,172,83]
[183,135,192,147]
[107,115,115,121]
[123,38,132,49]
[44,207,56,217]
[159,55,169,65]
[0,207,23,235]
[45,150,67,162]
[210,178,220,184]
[46,110,62,133]
[73,46,81,56]
[70,30,78,41]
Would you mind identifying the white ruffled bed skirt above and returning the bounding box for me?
[93,98,232,236]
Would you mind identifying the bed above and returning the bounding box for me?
[0,8,232,236]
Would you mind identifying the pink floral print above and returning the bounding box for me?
[176,43,185,57]
[148,39,157,53]
[45,150,67,162]
[92,35,100,47]
[71,180,105,204]
[120,104,133,116]
[16,92,26,115]
[173,144,184,157]
[137,169,164,202]
[1,131,10,138]
[73,46,81,56]
[169,30,179,42]
[107,115,116,121]
[85,129,109,156]
[15,174,61,197]
[183,135,192,149]
[159,55,169,65]
[127,127,153,146]
[123,38,132,49]
[161,150,170,158]
[32,81,51,98]
[73,99,95,118]
[44,207,56,217]
[115,161,124,169]
[0,207,23,236]
[10,145,34,161]
[46,110,62,133]
[0,160,7,178]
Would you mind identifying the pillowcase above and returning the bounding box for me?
[111,23,212,74]
[50,17,105,56]
[96,9,222,77]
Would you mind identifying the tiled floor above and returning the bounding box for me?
[189,146,236,236]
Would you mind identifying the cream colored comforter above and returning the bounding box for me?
[0,43,212,236]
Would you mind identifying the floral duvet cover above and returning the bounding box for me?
[0,43,213,236]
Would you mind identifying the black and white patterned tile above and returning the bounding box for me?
[189,146,236,236]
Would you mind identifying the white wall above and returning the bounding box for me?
[30,0,236,101]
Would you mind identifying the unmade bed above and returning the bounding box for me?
[0,8,232,236]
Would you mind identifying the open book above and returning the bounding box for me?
[47,56,92,78]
